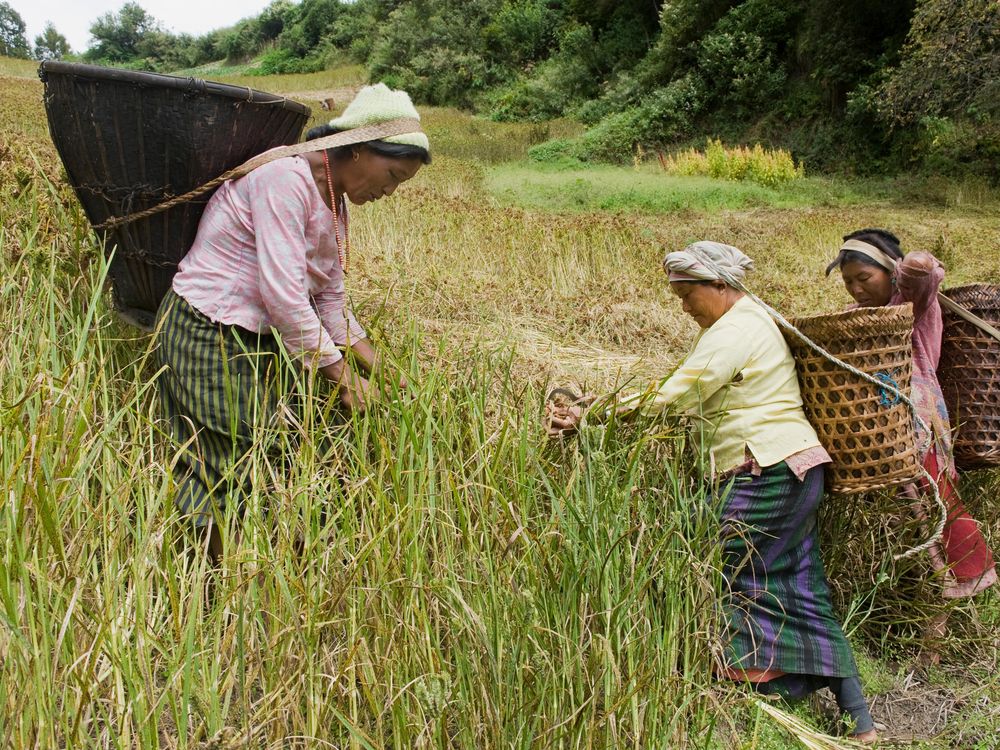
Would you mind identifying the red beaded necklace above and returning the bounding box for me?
[321,149,349,275]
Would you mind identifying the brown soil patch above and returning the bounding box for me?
[275,86,362,111]
[869,681,958,742]
[809,671,959,743]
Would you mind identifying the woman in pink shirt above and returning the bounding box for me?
[155,85,430,554]
[826,228,997,658]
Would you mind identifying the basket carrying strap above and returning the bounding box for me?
[94,117,424,230]
[937,292,1000,344]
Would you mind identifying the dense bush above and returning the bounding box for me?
[876,0,1000,179]
[65,0,1000,178]
[278,0,342,56]
[570,74,706,162]
[482,0,561,68]
[879,0,999,123]
[250,46,325,75]
[366,0,502,107]
[484,22,606,122]
[217,21,263,63]
[695,0,800,116]
[526,137,581,165]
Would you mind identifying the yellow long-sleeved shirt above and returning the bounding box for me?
[621,296,822,473]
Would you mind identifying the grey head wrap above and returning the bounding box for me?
[663,241,755,285]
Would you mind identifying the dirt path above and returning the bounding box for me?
[276,86,362,112]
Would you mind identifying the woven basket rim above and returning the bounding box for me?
[942,283,1000,297]
[941,283,1000,311]
[790,301,913,327]
[788,302,913,345]
[37,60,311,118]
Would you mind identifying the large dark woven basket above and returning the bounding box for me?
[938,284,1000,469]
[784,304,921,494]
[38,61,311,327]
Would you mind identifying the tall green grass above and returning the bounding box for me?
[486,163,876,214]
[0,243,733,747]
[4,67,1000,748]
[0,55,39,78]
[0,166,737,747]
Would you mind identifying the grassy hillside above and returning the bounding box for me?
[2,59,1000,748]
[0,55,40,78]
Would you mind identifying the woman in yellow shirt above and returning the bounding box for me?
[548,241,876,742]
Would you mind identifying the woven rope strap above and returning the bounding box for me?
[937,292,1000,343]
[94,117,424,230]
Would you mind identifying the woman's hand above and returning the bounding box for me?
[349,338,408,391]
[321,358,375,415]
[373,354,408,392]
[339,372,373,414]
[544,388,598,438]
[545,403,584,438]
[900,251,936,277]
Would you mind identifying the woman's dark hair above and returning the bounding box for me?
[306,123,431,164]
[825,227,904,275]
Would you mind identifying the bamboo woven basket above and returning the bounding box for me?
[938,284,1000,468]
[38,61,311,328]
[784,304,921,494]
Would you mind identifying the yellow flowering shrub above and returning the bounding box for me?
[661,138,804,186]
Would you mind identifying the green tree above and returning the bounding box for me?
[328,1,379,61]
[647,0,741,82]
[367,0,503,107]
[799,0,915,111]
[0,1,30,58]
[217,19,261,62]
[482,0,562,68]
[879,0,1000,124]
[696,0,801,116]
[86,2,161,63]
[33,22,71,60]
[258,0,295,41]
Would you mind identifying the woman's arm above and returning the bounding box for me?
[249,168,344,369]
[619,320,749,416]
[247,168,370,411]
[546,321,750,436]
[343,337,409,389]
[347,337,377,375]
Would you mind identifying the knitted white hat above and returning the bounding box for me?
[328,83,429,153]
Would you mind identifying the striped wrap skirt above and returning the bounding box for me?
[720,462,859,678]
[155,289,295,526]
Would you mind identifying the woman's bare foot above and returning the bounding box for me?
[852,728,878,744]
[916,610,948,667]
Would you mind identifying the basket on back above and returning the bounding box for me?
[38,61,311,328]
[938,284,1000,469]
[783,304,921,494]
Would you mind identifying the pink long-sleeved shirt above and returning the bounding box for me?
[172,156,365,368]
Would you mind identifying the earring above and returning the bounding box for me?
[352,150,360,162]
[891,276,897,286]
